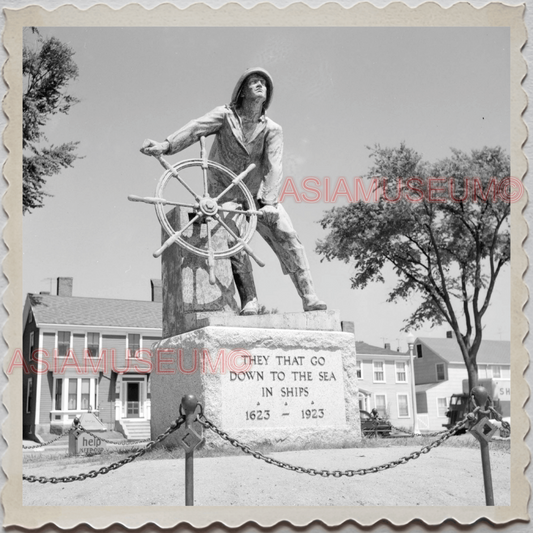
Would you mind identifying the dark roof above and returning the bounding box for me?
[417,337,510,364]
[356,341,407,357]
[27,294,162,330]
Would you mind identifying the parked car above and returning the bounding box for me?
[360,409,392,437]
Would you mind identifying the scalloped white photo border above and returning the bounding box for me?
[1,2,529,529]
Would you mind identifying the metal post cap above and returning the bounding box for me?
[471,386,489,407]
[181,394,199,415]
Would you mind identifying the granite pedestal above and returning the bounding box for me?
[151,310,361,451]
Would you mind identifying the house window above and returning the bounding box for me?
[55,378,63,410]
[397,393,410,418]
[87,333,100,358]
[58,331,71,357]
[437,397,448,417]
[81,379,91,410]
[356,360,362,379]
[358,393,368,411]
[68,379,78,410]
[29,332,35,352]
[492,365,501,379]
[128,334,141,358]
[436,363,446,381]
[375,394,387,417]
[416,344,423,358]
[25,378,33,414]
[395,361,407,383]
[373,361,385,382]
[54,377,97,412]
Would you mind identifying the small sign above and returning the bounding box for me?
[493,380,511,401]
[72,431,106,455]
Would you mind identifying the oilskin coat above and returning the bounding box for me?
[163,89,309,275]
[165,105,282,206]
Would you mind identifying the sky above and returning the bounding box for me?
[22,26,511,350]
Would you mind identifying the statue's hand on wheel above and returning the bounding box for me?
[140,139,169,157]
[259,204,280,226]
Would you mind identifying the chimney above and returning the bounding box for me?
[384,342,391,350]
[341,321,355,334]
[57,277,73,297]
[151,279,162,303]
[446,330,454,339]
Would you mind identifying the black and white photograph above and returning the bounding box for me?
[1,1,530,530]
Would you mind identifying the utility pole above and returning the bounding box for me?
[407,333,421,435]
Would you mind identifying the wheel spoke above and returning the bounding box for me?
[213,213,265,267]
[128,195,198,210]
[200,136,209,198]
[217,206,264,218]
[214,164,256,203]
[153,214,202,258]
[155,155,202,202]
[205,217,217,285]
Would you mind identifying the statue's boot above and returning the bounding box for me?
[289,269,327,312]
[232,253,259,315]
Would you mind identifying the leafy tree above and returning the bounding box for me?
[23,31,80,213]
[316,144,510,391]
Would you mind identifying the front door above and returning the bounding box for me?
[126,382,140,418]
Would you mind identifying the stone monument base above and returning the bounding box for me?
[151,311,361,452]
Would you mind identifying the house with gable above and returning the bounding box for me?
[22,277,162,440]
[413,335,510,431]
[354,340,414,429]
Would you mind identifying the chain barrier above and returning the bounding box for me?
[469,390,511,440]
[486,407,511,440]
[23,399,510,485]
[386,424,448,438]
[23,428,75,450]
[24,426,152,451]
[78,426,153,446]
[387,409,511,441]
[197,409,476,478]
[22,415,185,484]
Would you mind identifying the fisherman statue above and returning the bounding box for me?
[141,68,327,316]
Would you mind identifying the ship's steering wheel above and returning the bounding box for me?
[128,136,265,284]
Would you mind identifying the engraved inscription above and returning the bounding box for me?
[221,350,347,428]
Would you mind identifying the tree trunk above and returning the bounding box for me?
[465,357,479,395]
[456,333,479,394]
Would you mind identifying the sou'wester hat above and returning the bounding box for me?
[230,67,274,112]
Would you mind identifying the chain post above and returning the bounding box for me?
[180,394,203,507]
[68,417,82,457]
[470,386,496,506]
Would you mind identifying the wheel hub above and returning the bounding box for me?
[199,197,218,216]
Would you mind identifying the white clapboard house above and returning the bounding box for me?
[412,335,510,431]
[22,277,162,440]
